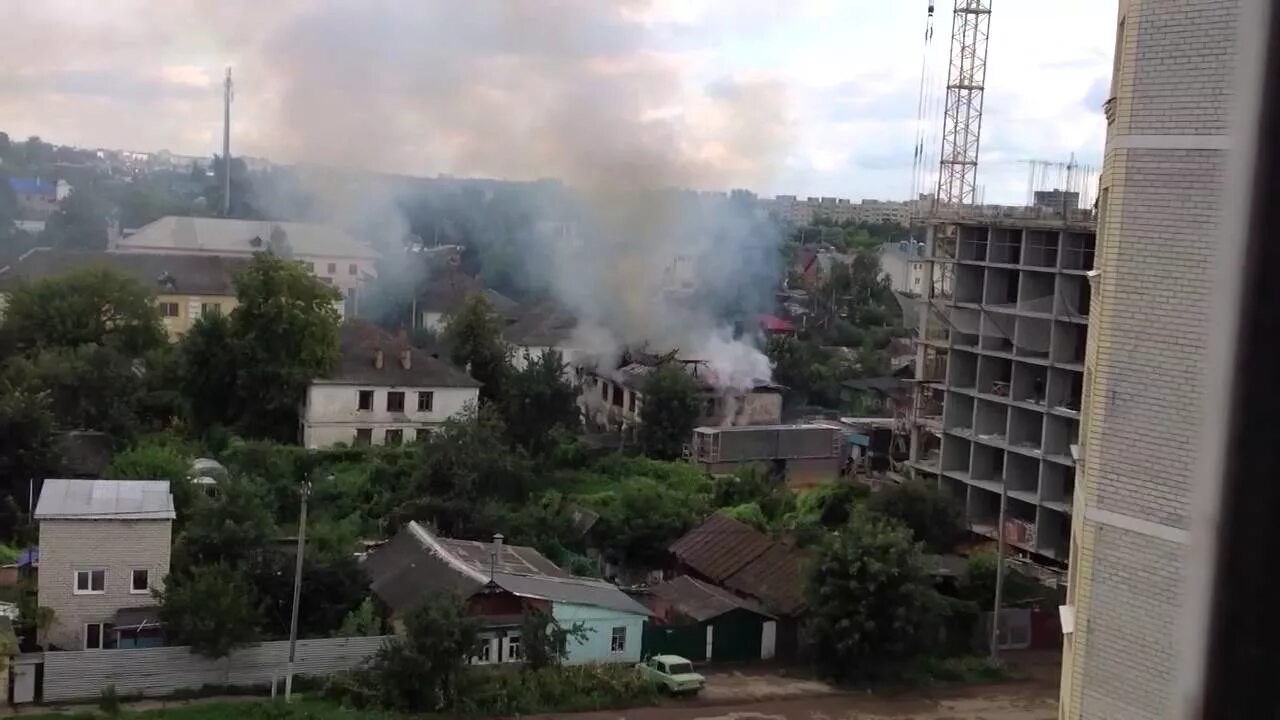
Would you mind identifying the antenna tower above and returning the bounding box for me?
[222,67,233,216]
[936,0,992,206]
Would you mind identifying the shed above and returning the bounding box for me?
[648,575,776,662]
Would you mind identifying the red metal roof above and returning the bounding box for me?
[758,314,795,333]
[668,513,774,582]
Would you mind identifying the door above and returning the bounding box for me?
[760,621,777,660]
[11,662,36,704]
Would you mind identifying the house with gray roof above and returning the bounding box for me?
[34,479,174,651]
[301,322,480,448]
[366,521,651,665]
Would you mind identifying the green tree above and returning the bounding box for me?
[0,267,165,356]
[5,345,149,440]
[107,438,199,523]
[0,383,55,534]
[806,510,941,681]
[502,350,579,456]
[335,598,383,638]
[172,476,275,570]
[442,295,509,404]
[228,252,341,440]
[178,313,239,432]
[354,594,479,712]
[156,563,260,658]
[590,477,707,567]
[250,546,368,640]
[958,551,1048,612]
[867,480,967,554]
[637,364,700,460]
[41,188,109,250]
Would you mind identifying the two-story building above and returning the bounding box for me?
[0,248,247,338]
[34,479,174,651]
[300,322,481,448]
[111,216,378,317]
[365,522,652,665]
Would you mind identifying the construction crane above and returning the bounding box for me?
[936,0,992,207]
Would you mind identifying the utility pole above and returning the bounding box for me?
[222,67,233,217]
[990,483,1008,661]
[284,479,310,701]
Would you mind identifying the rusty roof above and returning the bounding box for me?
[651,574,773,622]
[668,513,774,582]
[723,543,809,617]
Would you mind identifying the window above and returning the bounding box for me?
[385,429,403,446]
[348,263,358,276]
[416,426,433,442]
[200,302,221,317]
[387,391,405,412]
[610,626,627,654]
[628,391,636,412]
[327,262,337,274]
[600,381,609,400]
[130,569,149,594]
[474,638,492,664]
[75,569,105,594]
[505,634,522,662]
[417,391,434,412]
[702,398,717,417]
[358,390,374,411]
[319,277,333,285]
[159,302,179,318]
[355,428,373,446]
[85,622,107,650]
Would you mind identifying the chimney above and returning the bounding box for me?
[492,533,504,549]
[400,349,411,370]
[374,349,384,369]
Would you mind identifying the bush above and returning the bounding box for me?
[454,664,658,716]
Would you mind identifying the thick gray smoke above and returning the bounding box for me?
[239,1,794,388]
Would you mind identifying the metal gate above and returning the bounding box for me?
[642,624,706,661]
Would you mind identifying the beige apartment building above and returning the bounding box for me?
[1059,1,1238,718]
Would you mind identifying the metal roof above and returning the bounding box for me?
[668,513,774,582]
[34,479,175,520]
[493,572,652,617]
[0,248,250,297]
[321,322,480,388]
[118,216,378,260]
[440,537,569,577]
[722,543,808,617]
[651,575,773,622]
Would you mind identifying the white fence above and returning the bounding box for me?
[40,635,393,703]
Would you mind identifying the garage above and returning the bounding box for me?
[647,575,776,663]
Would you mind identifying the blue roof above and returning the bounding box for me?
[8,177,54,196]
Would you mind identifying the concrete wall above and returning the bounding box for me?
[40,635,392,702]
[301,383,478,448]
[1059,1,1237,717]
[38,519,172,651]
[553,602,645,665]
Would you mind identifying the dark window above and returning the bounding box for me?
[387,391,405,412]
[702,398,717,417]
[130,569,149,593]
[600,381,609,400]
[358,390,374,411]
[628,392,637,412]
[201,302,221,316]
[385,429,403,446]
[417,391,434,412]
[327,262,337,274]
[76,569,106,593]
[85,623,102,650]
[611,385,624,407]
[159,302,180,318]
[348,263,358,276]
[355,428,373,446]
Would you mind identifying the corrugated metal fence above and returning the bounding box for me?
[41,635,393,702]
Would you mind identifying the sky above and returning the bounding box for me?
[0,0,1117,205]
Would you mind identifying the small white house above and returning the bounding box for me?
[301,322,480,448]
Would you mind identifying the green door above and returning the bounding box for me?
[710,609,763,662]
[642,623,707,661]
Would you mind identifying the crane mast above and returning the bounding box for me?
[936,0,992,206]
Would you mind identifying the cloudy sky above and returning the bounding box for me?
[0,0,1117,204]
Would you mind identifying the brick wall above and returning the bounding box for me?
[38,519,173,650]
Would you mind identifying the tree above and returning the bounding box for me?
[806,509,942,681]
[250,546,368,640]
[156,563,260,658]
[5,345,149,440]
[227,252,341,440]
[171,476,275,570]
[354,595,479,711]
[0,383,54,535]
[637,364,700,460]
[106,438,199,524]
[590,477,707,568]
[867,480,967,554]
[178,313,240,432]
[502,350,579,456]
[442,295,510,404]
[41,189,109,250]
[519,606,590,670]
[0,267,166,356]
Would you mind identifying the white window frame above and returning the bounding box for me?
[130,568,150,594]
[74,569,106,595]
[504,633,522,663]
[85,622,107,650]
[610,626,627,654]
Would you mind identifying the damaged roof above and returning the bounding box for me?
[651,574,773,622]
[417,271,520,320]
[321,322,480,388]
[503,302,578,347]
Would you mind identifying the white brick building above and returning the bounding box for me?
[35,479,174,651]
[1058,1,1238,717]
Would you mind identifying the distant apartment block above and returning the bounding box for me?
[763,195,926,227]
[1058,1,1237,718]
[1033,189,1081,211]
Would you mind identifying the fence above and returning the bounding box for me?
[40,635,393,703]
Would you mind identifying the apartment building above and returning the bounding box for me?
[1058,1,1238,718]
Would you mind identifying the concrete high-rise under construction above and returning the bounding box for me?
[1058,1,1239,718]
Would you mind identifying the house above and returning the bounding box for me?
[668,513,808,659]
[365,522,652,665]
[0,248,248,337]
[757,314,795,337]
[578,348,784,434]
[645,575,777,662]
[34,479,174,651]
[8,177,71,220]
[300,322,480,448]
[840,373,912,418]
[110,217,378,317]
[415,270,520,333]
[502,302,580,369]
